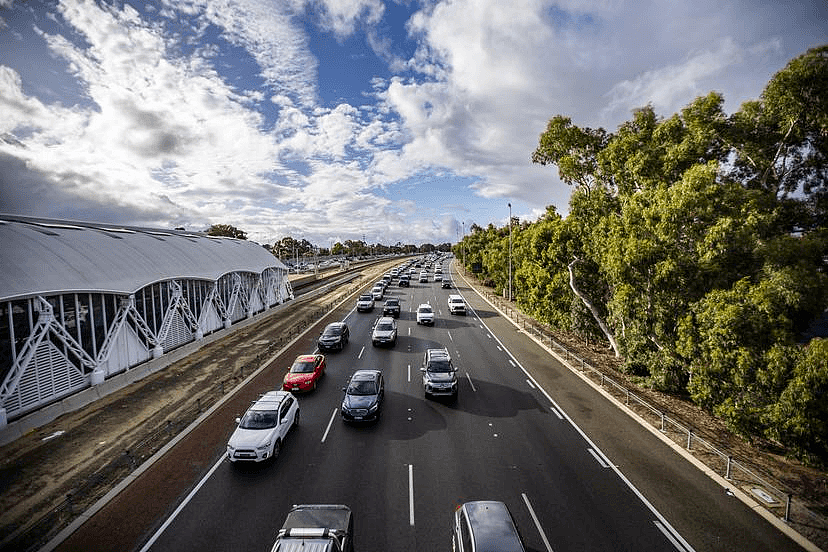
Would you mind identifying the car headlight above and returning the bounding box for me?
[367,403,378,413]
[256,442,271,451]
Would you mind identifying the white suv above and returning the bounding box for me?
[416,303,435,325]
[447,294,466,315]
[227,391,299,463]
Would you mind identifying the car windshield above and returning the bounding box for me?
[428,360,453,372]
[323,326,341,337]
[347,379,378,395]
[359,295,372,301]
[239,410,278,429]
[376,322,394,331]
[290,360,315,373]
[386,299,399,305]
[419,306,432,313]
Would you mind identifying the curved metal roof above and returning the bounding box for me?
[0,215,287,302]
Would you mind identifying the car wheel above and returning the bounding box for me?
[272,439,281,460]
[293,410,300,429]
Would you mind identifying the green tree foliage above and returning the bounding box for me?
[206,223,247,239]
[457,46,828,463]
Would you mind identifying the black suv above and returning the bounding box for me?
[383,298,401,317]
[341,370,384,422]
[318,322,349,351]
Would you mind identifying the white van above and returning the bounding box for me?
[447,294,466,315]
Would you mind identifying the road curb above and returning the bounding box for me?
[455,264,822,552]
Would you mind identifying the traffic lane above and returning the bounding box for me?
[145,301,417,552]
[53,318,336,552]
[423,326,682,551]
[143,336,367,551]
[457,281,804,552]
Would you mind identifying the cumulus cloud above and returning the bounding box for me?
[0,0,823,246]
[602,38,744,119]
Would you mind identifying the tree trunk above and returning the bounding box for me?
[568,259,621,358]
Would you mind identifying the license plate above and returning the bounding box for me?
[292,387,300,391]
[354,416,363,420]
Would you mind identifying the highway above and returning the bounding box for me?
[117,259,803,552]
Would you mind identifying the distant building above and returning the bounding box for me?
[0,215,292,427]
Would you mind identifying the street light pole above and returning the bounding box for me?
[508,202,512,302]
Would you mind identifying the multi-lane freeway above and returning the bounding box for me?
[58,257,806,552]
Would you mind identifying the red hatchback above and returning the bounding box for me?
[283,354,326,393]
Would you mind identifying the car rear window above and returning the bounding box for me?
[290,360,316,373]
[348,380,377,395]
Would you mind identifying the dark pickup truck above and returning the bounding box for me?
[382,298,401,317]
[270,504,354,552]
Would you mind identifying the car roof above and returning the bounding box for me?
[325,322,346,329]
[385,298,399,303]
[418,303,431,308]
[351,369,381,380]
[295,354,318,362]
[251,390,290,410]
[426,348,450,359]
[463,501,524,552]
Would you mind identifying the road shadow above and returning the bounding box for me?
[434,316,475,330]
[452,377,549,418]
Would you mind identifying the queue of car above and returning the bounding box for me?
[233,254,526,550]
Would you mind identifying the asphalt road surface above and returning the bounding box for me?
[57,260,806,552]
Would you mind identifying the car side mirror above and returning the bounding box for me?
[342,387,347,392]
[235,417,241,424]
[420,367,426,372]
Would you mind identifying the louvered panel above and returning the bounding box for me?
[4,341,85,418]
[230,299,246,322]
[199,302,222,335]
[163,310,192,350]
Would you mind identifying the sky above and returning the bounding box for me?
[0,0,825,248]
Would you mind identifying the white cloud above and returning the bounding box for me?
[313,0,385,38]
[0,0,822,246]
[602,38,744,119]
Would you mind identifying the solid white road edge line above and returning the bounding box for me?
[522,493,554,552]
[654,520,692,552]
[139,453,225,552]
[321,408,338,443]
[588,448,610,468]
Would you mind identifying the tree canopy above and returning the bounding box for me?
[455,46,828,464]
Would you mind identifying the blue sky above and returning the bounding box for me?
[0,0,825,247]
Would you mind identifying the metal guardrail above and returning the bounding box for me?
[480,288,800,524]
